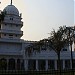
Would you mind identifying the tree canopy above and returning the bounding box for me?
[0,11,6,22]
[49,26,69,54]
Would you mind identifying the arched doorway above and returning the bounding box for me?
[17,59,20,70]
[21,59,24,70]
[0,58,7,70]
[38,60,46,70]
[8,58,15,70]
[28,60,36,70]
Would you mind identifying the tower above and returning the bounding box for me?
[0,0,23,39]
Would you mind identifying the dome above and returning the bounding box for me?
[3,5,19,15]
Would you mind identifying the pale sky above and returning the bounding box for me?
[0,0,74,41]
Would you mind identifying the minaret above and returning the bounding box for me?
[0,1,23,39]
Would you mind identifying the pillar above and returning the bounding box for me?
[70,59,72,69]
[55,60,57,70]
[36,60,38,71]
[15,59,17,70]
[45,60,48,71]
[20,59,23,70]
[24,60,28,71]
[63,60,65,70]
[7,59,9,70]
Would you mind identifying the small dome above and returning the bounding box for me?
[3,5,19,15]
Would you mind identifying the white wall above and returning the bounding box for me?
[0,42,22,52]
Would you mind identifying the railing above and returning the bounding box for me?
[0,38,24,43]
[0,29,23,35]
[0,69,75,75]
[0,51,22,55]
[3,20,23,25]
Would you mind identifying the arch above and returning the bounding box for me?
[17,59,21,70]
[21,59,25,70]
[0,58,7,70]
[28,60,36,70]
[8,58,15,70]
[38,60,46,70]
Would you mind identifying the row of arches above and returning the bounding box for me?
[0,58,24,70]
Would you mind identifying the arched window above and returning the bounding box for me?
[0,58,7,70]
[17,59,20,70]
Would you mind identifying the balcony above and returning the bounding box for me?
[0,29,23,35]
[0,51,23,55]
[3,20,23,25]
[0,38,24,43]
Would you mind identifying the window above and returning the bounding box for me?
[16,35,17,37]
[41,46,46,50]
[5,24,7,26]
[16,25,18,27]
[12,18,13,20]
[63,49,67,51]
[10,18,13,20]
[4,34,6,36]
[10,18,11,20]
[9,34,13,36]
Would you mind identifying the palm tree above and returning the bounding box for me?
[49,26,68,74]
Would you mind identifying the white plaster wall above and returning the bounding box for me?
[4,15,22,25]
[1,34,21,39]
[24,50,72,60]
[24,45,75,60]
[1,24,21,31]
[0,42,22,52]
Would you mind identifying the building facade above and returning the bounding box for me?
[0,1,75,71]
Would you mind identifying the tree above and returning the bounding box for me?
[65,26,75,70]
[0,11,6,23]
[49,26,68,74]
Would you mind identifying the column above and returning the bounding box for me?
[63,60,65,70]
[15,59,17,70]
[70,59,72,69]
[36,60,38,71]
[24,60,28,71]
[20,59,23,70]
[45,60,48,71]
[55,60,57,70]
[7,59,9,70]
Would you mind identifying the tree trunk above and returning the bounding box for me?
[57,52,61,75]
[70,44,73,69]
[70,43,74,75]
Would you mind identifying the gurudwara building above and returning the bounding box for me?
[0,0,75,71]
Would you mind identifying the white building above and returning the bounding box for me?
[0,0,75,71]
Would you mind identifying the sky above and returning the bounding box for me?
[0,0,74,41]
